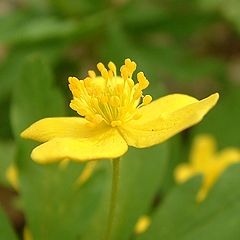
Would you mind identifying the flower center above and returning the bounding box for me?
[68,58,152,127]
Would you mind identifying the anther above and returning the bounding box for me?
[68,77,80,87]
[108,61,116,75]
[97,62,105,72]
[137,72,149,89]
[143,95,152,105]
[120,65,129,80]
[125,58,137,77]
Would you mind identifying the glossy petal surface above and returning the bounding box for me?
[119,93,219,148]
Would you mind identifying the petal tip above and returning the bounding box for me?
[209,92,219,105]
[20,128,29,139]
[31,147,48,164]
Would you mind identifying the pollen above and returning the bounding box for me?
[68,58,153,127]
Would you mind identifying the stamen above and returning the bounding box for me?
[69,58,152,127]
[133,90,142,100]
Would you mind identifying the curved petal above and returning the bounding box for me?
[31,129,128,163]
[21,117,109,142]
[217,148,240,165]
[119,93,219,148]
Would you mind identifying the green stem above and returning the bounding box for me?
[104,157,120,240]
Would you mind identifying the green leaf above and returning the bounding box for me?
[81,143,169,240]
[49,0,106,17]
[0,12,105,46]
[0,141,15,186]
[10,54,65,136]
[137,164,240,240]
[0,206,18,240]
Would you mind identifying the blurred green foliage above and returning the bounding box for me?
[0,0,239,239]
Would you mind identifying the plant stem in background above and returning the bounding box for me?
[104,157,120,240]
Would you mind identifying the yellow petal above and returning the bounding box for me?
[119,93,219,148]
[174,163,195,184]
[31,129,128,163]
[21,117,109,142]
[190,134,217,168]
[217,148,240,165]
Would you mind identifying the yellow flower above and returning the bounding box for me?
[134,215,151,235]
[21,58,219,163]
[175,135,240,201]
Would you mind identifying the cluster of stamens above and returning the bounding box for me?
[68,58,152,127]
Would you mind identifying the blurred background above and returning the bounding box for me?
[0,0,240,239]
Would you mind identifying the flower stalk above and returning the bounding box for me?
[104,157,120,240]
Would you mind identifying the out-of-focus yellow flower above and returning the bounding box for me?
[175,135,240,201]
[134,215,151,235]
[21,58,219,164]
[6,164,19,191]
[23,226,33,240]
